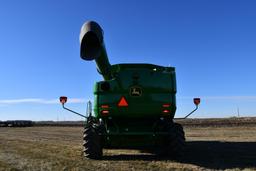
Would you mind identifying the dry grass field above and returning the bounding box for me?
[0,118,256,171]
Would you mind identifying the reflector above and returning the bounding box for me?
[59,96,67,104]
[118,97,128,107]
[193,98,201,106]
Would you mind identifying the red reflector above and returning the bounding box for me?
[162,104,170,108]
[101,110,109,116]
[118,97,128,107]
[193,98,201,106]
[163,109,170,113]
[59,96,67,104]
[101,105,109,108]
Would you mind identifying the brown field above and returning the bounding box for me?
[0,118,256,171]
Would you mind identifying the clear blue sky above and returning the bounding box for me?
[0,0,256,120]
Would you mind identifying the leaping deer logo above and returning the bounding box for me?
[130,87,142,96]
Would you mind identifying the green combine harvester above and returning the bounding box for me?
[60,21,200,159]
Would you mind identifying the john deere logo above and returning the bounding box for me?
[130,86,142,97]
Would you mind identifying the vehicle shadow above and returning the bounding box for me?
[102,141,256,170]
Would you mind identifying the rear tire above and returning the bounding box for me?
[83,124,103,159]
[166,123,185,157]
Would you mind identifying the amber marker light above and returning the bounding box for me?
[59,96,67,105]
[193,98,201,106]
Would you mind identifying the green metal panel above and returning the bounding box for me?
[105,135,162,148]
[100,117,169,148]
[93,63,176,119]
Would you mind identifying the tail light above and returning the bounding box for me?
[162,103,171,115]
[101,105,109,108]
[162,104,170,108]
[101,110,109,116]
[162,109,170,114]
[100,104,109,116]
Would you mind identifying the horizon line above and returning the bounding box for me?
[1,95,256,105]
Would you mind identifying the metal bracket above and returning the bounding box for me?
[62,104,87,118]
[175,98,200,120]
[183,105,199,119]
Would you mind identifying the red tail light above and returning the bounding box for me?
[101,110,109,116]
[162,104,170,108]
[118,97,128,107]
[162,109,170,114]
[101,105,109,108]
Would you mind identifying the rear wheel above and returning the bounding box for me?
[166,123,185,157]
[83,124,103,159]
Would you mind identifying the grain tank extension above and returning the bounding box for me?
[60,21,200,159]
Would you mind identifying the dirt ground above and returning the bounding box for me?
[0,124,255,171]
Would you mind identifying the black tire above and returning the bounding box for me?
[83,124,103,159]
[166,123,185,157]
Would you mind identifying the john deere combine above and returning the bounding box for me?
[60,21,200,159]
